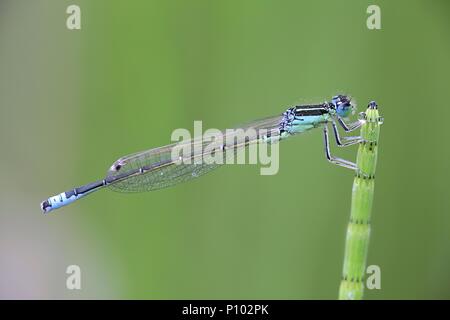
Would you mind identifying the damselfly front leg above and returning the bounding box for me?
[337,113,366,132]
[324,122,371,178]
[323,125,358,171]
[331,120,364,147]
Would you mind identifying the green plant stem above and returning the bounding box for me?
[338,103,382,300]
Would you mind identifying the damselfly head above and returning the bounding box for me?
[331,95,354,118]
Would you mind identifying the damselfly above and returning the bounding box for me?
[41,95,366,213]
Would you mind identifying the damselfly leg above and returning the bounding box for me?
[324,122,371,179]
[331,120,364,147]
[337,114,365,132]
[323,125,358,171]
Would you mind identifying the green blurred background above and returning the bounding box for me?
[1,0,450,299]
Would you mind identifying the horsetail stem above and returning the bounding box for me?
[338,102,382,300]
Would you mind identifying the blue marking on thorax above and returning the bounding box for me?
[273,107,331,142]
[287,114,329,134]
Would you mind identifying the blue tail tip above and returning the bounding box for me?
[40,200,52,214]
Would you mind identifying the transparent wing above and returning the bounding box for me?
[108,159,222,192]
[106,114,283,192]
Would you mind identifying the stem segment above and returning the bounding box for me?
[338,102,382,300]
